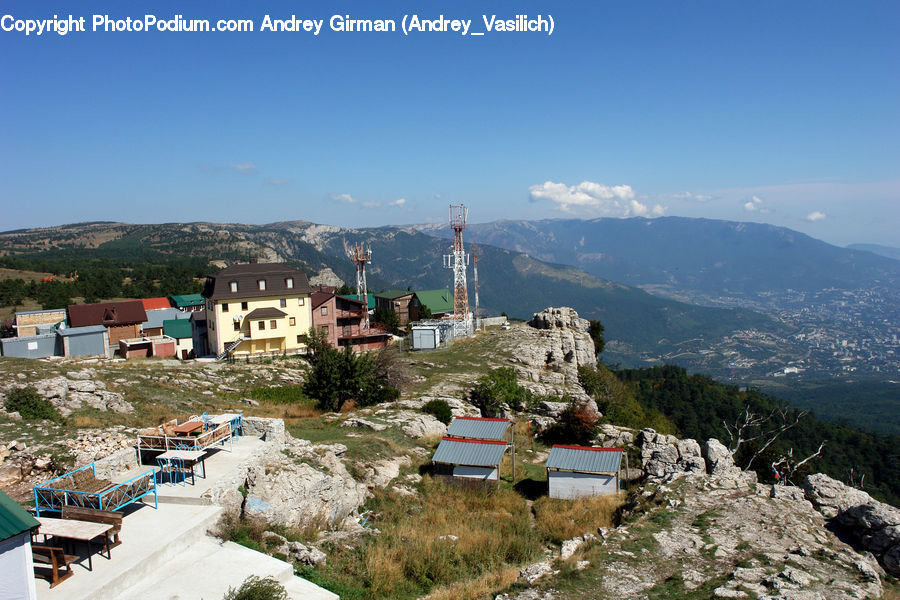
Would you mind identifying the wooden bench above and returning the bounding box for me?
[32,545,78,588]
[61,506,123,548]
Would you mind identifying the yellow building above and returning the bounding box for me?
[202,262,312,358]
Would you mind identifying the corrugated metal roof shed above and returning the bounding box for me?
[432,437,508,467]
[547,445,623,474]
[58,325,108,336]
[0,489,39,541]
[446,417,511,441]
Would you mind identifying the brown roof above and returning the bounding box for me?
[245,307,287,320]
[68,301,148,328]
[311,291,334,309]
[203,263,311,301]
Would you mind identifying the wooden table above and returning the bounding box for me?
[157,449,207,484]
[36,517,113,571]
[173,421,203,435]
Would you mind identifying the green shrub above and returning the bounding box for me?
[539,397,600,445]
[223,575,288,600]
[4,386,62,422]
[249,384,309,404]
[469,367,533,415]
[422,399,452,424]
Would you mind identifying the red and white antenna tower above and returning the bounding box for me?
[443,204,471,337]
[349,242,372,328]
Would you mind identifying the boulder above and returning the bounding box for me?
[396,412,446,439]
[341,417,387,432]
[703,439,740,478]
[802,473,900,576]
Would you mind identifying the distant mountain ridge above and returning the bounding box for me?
[847,243,900,262]
[0,220,775,359]
[416,216,899,308]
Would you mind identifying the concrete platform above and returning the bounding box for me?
[35,435,336,600]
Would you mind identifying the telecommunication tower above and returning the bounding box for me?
[443,204,471,337]
[349,242,372,328]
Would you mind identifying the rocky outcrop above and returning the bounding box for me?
[498,308,595,403]
[241,436,368,529]
[803,473,900,575]
[638,429,706,482]
[19,374,134,416]
[309,267,344,288]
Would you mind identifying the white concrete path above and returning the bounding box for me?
[35,435,337,600]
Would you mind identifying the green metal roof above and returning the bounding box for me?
[0,490,39,541]
[374,289,414,300]
[171,293,205,307]
[163,318,193,339]
[340,293,375,309]
[414,289,453,314]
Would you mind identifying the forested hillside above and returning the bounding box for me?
[615,365,900,506]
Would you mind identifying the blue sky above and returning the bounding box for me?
[1,1,898,246]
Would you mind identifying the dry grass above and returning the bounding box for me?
[354,477,540,597]
[534,493,623,544]
[421,566,519,600]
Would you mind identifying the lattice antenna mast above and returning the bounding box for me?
[350,242,372,328]
[443,204,470,337]
[473,244,480,331]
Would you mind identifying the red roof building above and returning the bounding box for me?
[141,297,173,311]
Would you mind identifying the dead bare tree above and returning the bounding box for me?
[770,442,827,485]
[847,467,867,490]
[723,406,809,470]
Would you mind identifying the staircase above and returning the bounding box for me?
[216,336,244,361]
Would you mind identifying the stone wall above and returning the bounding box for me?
[93,447,140,479]
[242,416,286,445]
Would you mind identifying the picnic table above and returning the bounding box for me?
[156,449,207,485]
[173,421,203,435]
[35,517,113,571]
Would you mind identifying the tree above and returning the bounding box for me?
[469,367,533,416]
[303,343,400,412]
[303,326,333,365]
[771,442,826,486]
[723,406,808,470]
[540,397,600,445]
[588,319,605,357]
[336,283,355,296]
[373,306,400,335]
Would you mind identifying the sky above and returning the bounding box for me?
[1,1,898,247]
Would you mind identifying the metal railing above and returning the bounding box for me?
[33,463,158,516]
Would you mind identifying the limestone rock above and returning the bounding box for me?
[341,417,387,432]
[396,411,446,439]
[703,438,741,479]
[803,473,900,575]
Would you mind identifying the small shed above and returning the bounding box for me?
[410,320,454,350]
[446,417,512,442]
[546,445,624,499]
[163,319,194,359]
[0,333,59,359]
[141,307,183,337]
[0,490,39,600]
[58,325,108,358]
[432,436,508,481]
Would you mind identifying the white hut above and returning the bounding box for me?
[546,445,624,499]
[0,490,39,600]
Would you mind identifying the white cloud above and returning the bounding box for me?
[743,195,764,212]
[528,180,637,215]
[652,203,667,216]
[329,193,357,204]
[805,211,827,222]
[672,191,713,202]
[229,162,257,174]
[389,198,407,207]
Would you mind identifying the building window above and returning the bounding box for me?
[285,277,294,289]
[298,298,305,306]
[269,320,277,329]
[233,321,240,331]
[257,279,266,291]
[229,281,238,293]
[258,321,265,331]
[280,298,287,308]
[241,302,248,310]
[222,303,229,313]
[289,317,296,326]
[210,321,215,330]
[297,334,304,344]
[320,325,329,335]
[321,307,328,316]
